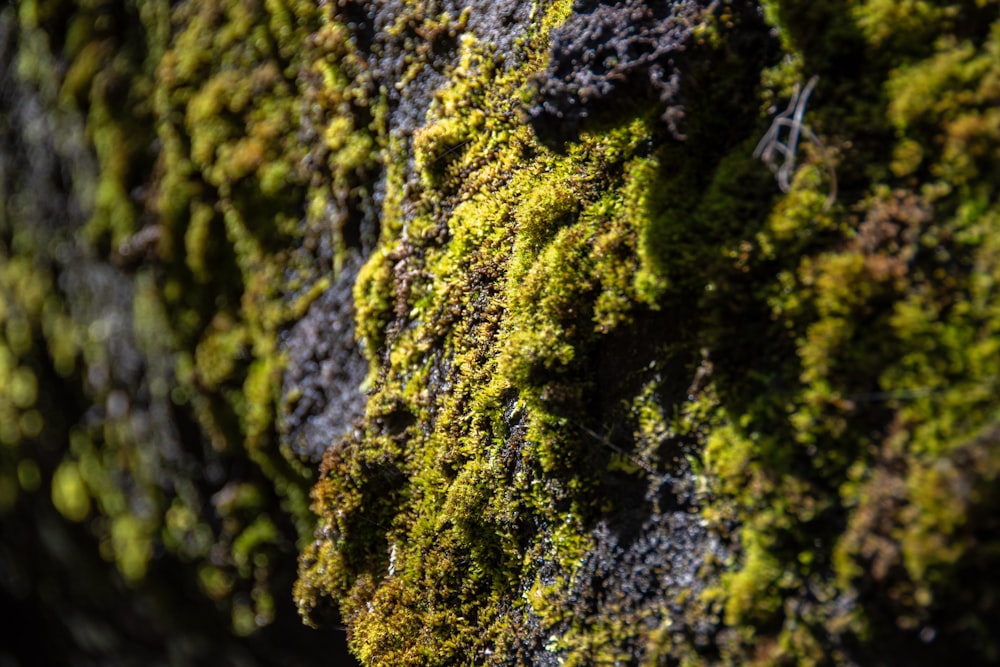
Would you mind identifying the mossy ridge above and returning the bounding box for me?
[295,1,784,663]
[294,0,1000,664]
[1,3,261,655]
[149,0,371,632]
[2,0,168,588]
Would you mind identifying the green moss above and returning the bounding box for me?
[293,0,1000,664]
[1,0,376,644]
[299,1,767,662]
[6,0,1000,662]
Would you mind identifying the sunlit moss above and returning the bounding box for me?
[51,460,91,523]
[297,0,1000,664]
[5,0,1000,662]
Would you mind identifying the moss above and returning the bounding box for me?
[1,0,370,653]
[297,0,765,663]
[289,0,1000,664]
[691,2,1000,662]
[6,0,1000,663]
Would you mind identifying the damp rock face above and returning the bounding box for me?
[5,0,1000,666]
[296,0,1000,663]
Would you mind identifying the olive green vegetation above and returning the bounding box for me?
[1,0,351,659]
[2,0,1000,666]
[297,0,1000,664]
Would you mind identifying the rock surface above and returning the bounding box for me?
[3,0,1000,665]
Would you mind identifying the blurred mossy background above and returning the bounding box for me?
[0,0,355,663]
[2,0,1000,665]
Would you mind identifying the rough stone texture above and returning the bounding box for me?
[366,0,534,137]
[526,0,715,147]
[526,0,777,150]
[280,253,368,462]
